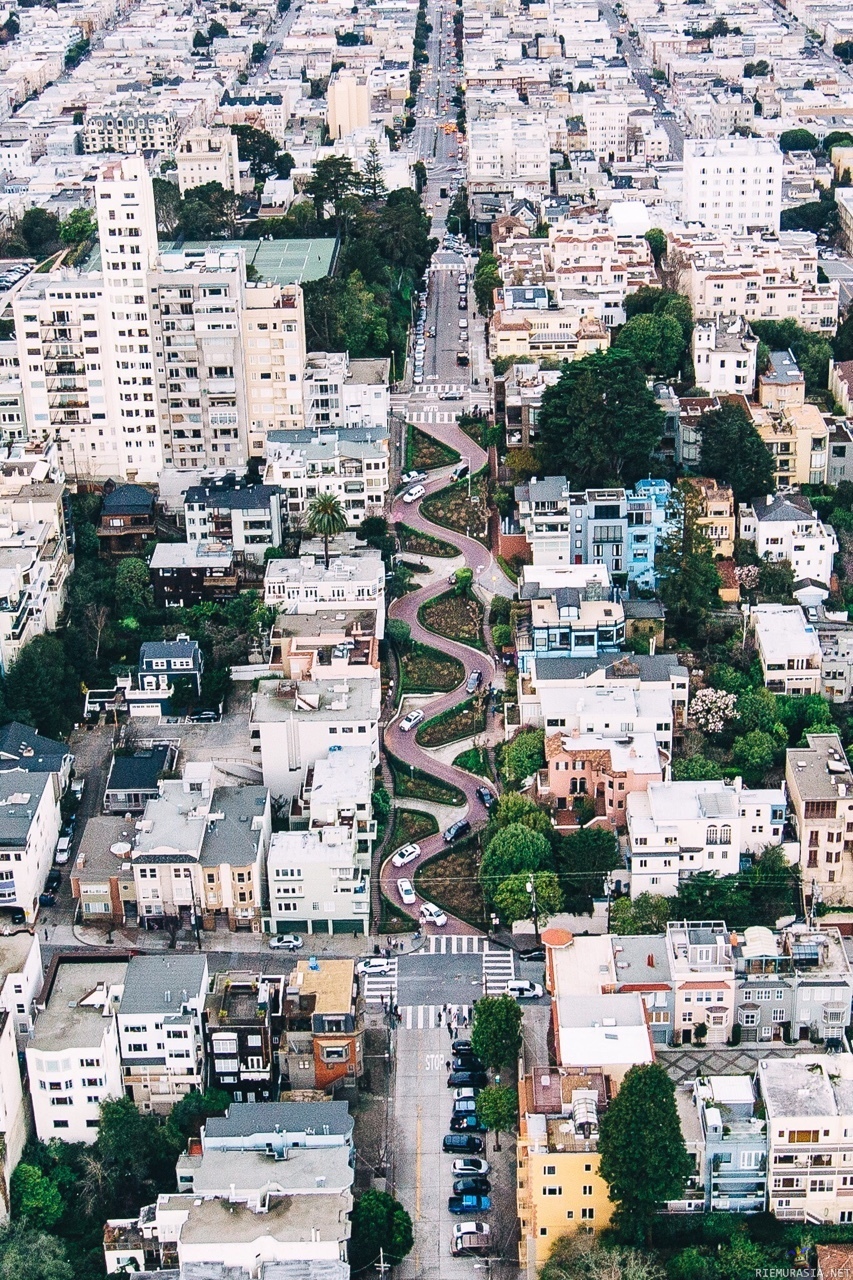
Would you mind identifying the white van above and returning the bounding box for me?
[55,836,72,865]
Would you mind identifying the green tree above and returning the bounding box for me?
[537,349,664,487]
[251,39,268,61]
[672,755,724,781]
[474,250,501,315]
[698,400,775,504]
[540,1235,664,1280]
[165,1088,230,1143]
[9,1164,63,1229]
[656,481,721,632]
[19,208,59,255]
[750,318,832,394]
[59,208,95,246]
[490,791,553,835]
[453,566,473,596]
[348,1189,413,1272]
[609,892,671,935]
[732,729,777,786]
[480,823,552,897]
[598,1063,693,1244]
[413,159,427,194]
[834,309,853,363]
[4,635,77,738]
[736,685,783,735]
[644,227,666,265]
[230,124,280,180]
[305,154,359,224]
[502,728,545,782]
[470,992,523,1068]
[386,619,412,653]
[360,138,388,200]
[152,176,181,235]
[275,151,295,179]
[475,1084,518,1151]
[208,18,228,37]
[0,1224,72,1280]
[114,557,153,617]
[758,556,794,601]
[557,825,620,904]
[306,492,348,569]
[615,312,686,378]
[494,870,562,925]
[779,128,819,152]
[303,271,389,357]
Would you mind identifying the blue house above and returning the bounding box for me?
[139,635,204,697]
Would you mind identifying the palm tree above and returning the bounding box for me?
[306,492,348,568]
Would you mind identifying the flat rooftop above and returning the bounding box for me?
[177,1144,354,1197]
[759,1056,853,1119]
[177,1192,350,1245]
[288,958,355,1014]
[31,961,127,1050]
[201,786,268,868]
[120,955,207,1017]
[787,732,853,800]
[251,676,380,724]
[0,930,38,982]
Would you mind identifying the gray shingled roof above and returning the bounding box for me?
[105,745,171,793]
[0,721,69,773]
[140,639,200,663]
[201,787,268,867]
[205,1101,353,1140]
[752,493,814,523]
[534,654,686,681]
[119,955,208,1016]
[102,483,154,514]
[184,485,279,511]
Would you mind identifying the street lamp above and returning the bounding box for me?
[526,877,540,944]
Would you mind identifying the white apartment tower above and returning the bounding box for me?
[242,281,307,455]
[683,138,782,235]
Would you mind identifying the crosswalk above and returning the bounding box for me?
[426,934,489,954]
[361,958,398,1006]
[411,382,468,396]
[408,408,468,424]
[402,1003,471,1030]
[482,948,516,995]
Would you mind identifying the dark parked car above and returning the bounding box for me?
[448,1193,491,1215]
[2,907,24,925]
[476,786,495,810]
[452,1038,473,1054]
[450,1114,488,1133]
[443,819,471,843]
[45,869,62,893]
[38,892,55,907]
[452,1055,483,1072]
[518,946,545,962]
[443,1133,484,1154]
[453,1177,491,1195]
[448,1070,488,1088]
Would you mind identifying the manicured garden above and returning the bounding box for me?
[452,745,493,778]
[396,522,458,559]
[388,806,439,849]
[386,747,466,806]
[417,697,487,748]
[400,642,464,694]
[407,424,460,472]
[419,589,486,651]
[420,471,489,544]
[414,838,488,930]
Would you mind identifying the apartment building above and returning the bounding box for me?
[516,564,625,670]
[289,743,377,849]
[759,349,806,412]
[674,1076,768,1216]
[752,604,823,696]
[28,959,126,1143]
[626,778,786,899]
[243,281,307,451]
[250,673,380,800]
[683,89,755,139]
[82,104,180,154]
[683,137,782,234]
[548,947,654,1081]
[117,955,208,1113]
[739,494,837,587]
[467,114,550,193]
[750,402,831,488]
[691,315,758,396]
[184,479,283,562]
[488,305,609,362]
[737,923,853,1047]
[515,652,689,738]
[537,722,666,829]
[328,68,370,139]
[264,427,389,527]
[149,540,238,608]
[528,682,674,758]
[267,824,369,936]
[760,1055,853,1224]
[786,733,853,905]
[666,920,736,1047]
[0,488,73,673]
[264,547,385,637]
[820,628,853,703]
[0,768,61,923]
[175,126,241,196]
[279,957,363,1092]
[689,477,736,558]
[301,351,390,433]
[0,930,42,1042]
[0,1004,26,1221]
[204,971,283,1104]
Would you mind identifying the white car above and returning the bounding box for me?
[269,933,303,951]
[506,979,544,1000]
[420,901,448,927]
[453,1222,490,1238]
[400,708,425,732]
[357,958,394,976]
[452,1158,491,1177]
[413,373,423,384]
[400,470,421,486]
[454,1087,478,1101]
[392,842,421,867]
[403,484,426,503]
[398,878,417,905]
[459,318,468,330]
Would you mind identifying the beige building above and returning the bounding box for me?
[689,477,735,558]
[751,400,829,487]
[759,349,806,411]
[327,70,370,140]
[666,920,736,1047]
[786,733,853,905]
[489,309,609,361]
[242,282,307,453]
[176,126,241,196]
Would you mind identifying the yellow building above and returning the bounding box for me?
[750,400,828,487]
[689,476,736,559]
[241,280,307,454]
[517,1068,614,1277]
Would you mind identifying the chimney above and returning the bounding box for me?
[766,494,773,506]
[647,953,655,968]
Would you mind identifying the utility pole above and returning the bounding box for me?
[376,1248,392,1278]
[526,876,540,944]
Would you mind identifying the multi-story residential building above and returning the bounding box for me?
[243,282,307,452]
[786,733,853,905]
[529,682,674,757]
[327,69,370,140]
[467,114,550,193]
[626,778,786,899]
[104,743,176,815]
[264,427,389,528]
[666,920,736,1047]
[0,492,73,673]
[752,604,823,696]
[117,955,208,1114]
[760,1055,853,1224]
[488,305,609,362]
[536,722,667,829]
[494,360,562,452]
[149,540,238,608]
[279,957,363,1092]
[0,722,71,792]
[737,923,853,1046]
[82,104,180,154]
[204,972,284,1103]
[820,628,853,703]
[27,959,126,1143]
[759,350,806,412]
[674,1076,768,1216]
[264,546,385,637]
[517,1067,613,1268]
[0,930,42,1042]
[739,494,837,588]
[548,220,657,323]
[96,484,155,556]
[288,744,377,852]
[184,479,283,562]
[0,767,61,923]
[516,564,625,670]
[250,672,381,800]
[683,137,782,234]
[301,351,390,434]
[683,89,756,139]
[267,823,369,937]
[175,126,241,196]
[691,315,758,396]
[750,401,832,488]
[138,636,204,698]
[689,477,736,558]
[0,1001,27,1220]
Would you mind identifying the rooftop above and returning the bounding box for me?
[532,654,688,684]
[287,958,355,1015]
[119,955,207,1018]
[176,1143,354,1198]
[762,348,804,385]
[31,960,127,1050]
[264,551,383,587]
[205,1101,353,1142]
[787,732,853,800]
[251,676,380,724]
[176,1193,350,1246]
[759,1056,853,1120]
[201,787,268,868]
[102,483,153,515]
[0,770,50,845]
[150,542,234,570]
[0,720,69,773]
[0,930,38,983]
[752,604,821,665]
[105,746,171,794]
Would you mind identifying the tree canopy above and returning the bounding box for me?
[750,318,832,394]
[698,400,776,504]
[502,728,545,783]
[480,823,552,898]
[779,128,819,152]
[494,870,562,924]
[471,993,523,1068]
[655,481,721,633]
[348,1189,414,1272]
[615,311,687,378]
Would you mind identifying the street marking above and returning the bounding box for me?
[416,1107,422,1220]
[401,1003,471,1027]
[361,960,398,1004]
[482,949,515,994]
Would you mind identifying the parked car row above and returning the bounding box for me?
[446,1043,491,1216]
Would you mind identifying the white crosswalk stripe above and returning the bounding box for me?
[403,1003,472,1029]
[361,959,398,1005]
[482,949,515,995]
[426,934,490,954]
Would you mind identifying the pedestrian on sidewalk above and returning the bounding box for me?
[437,1011,442,1025]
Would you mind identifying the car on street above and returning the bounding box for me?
[439,392,463,401]
[55,836,72,864]
[453,1221,490,1238]
[357,958,394,977]
[443,818,471,843]
[269,934,303,951]
[506,978,545,1000]
[399,708,425,732]
[38,892,55,907]
[459,318,468,330]
[452,1054,483,1071]
[398,878,416,905]
[452,1158,491,1177]
[45,870,62,893]
[465,669,482,694]
[443,1133,484,1154]
[476,786,495,810]
[453,1087,478,1101]
[391,842,421,867]
[452,1099,478,1117]
[448,1193,491,1214]
[403,484,426,503]
[517,946,545,962]
[420,901,448,927]
[453,1177,491,1195]
[400,470,424,486]
[452,1038,473,1054]
[413,372,423,383]
[448,1069,488,1088]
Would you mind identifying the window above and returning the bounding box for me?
[581,1209,595,1221]
[544,1165,556,1176]
[582,1185,593,1195]
[543,1186,562,1196]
